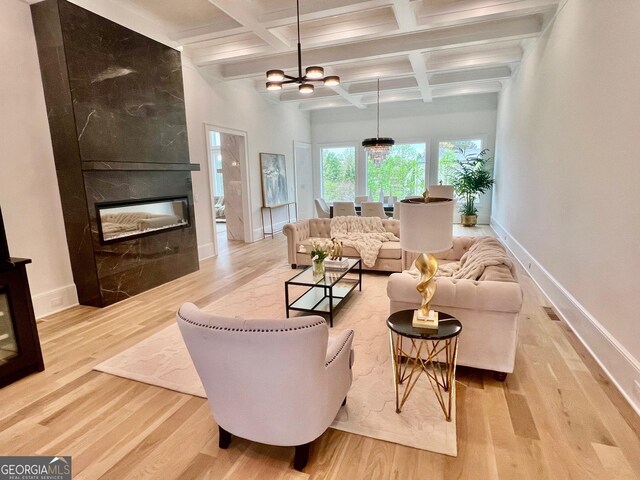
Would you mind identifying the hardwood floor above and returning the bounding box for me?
[1,226,638,479]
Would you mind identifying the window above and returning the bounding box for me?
[209,131,224,197]
[437,139,483,185]
[320,146,356,202]
[367,143,426,200]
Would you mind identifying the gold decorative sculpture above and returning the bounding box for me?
[414,252,439,327]
[329,237,343,260]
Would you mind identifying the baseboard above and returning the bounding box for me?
[252,218,294,242]
[491,217,640,416]
[32,284,79,320]
[198,242,216,261]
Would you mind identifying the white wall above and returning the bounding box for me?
[0,0,77,318]
[492,0,640,413]
[311,94,498,223]
[182,60,311,259]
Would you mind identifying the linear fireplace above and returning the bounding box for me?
[97,196,190,244]
[31,0,200,307]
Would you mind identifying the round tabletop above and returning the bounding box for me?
[386,309,462,340]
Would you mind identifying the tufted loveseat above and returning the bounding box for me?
[283,218,403,272]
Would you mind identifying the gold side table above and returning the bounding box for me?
[387,310,462,422]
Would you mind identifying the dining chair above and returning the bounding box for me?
[361,201,388,219]
[333,202,357,217]
[393,201,401,219]
[315,198,330,218]
[429,185,455,199]
[354,195,370,206]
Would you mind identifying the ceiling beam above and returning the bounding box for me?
[259,0,392,25]
[207,0,289,50]
[408,52,432,102]
[427,43,523,72]
[391,0,417,30]
[210,14,542,75]
[429,65,512,86]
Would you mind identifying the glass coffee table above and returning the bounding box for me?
[285,258,362,327]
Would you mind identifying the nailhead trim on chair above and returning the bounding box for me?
[325,330,354,367]
[177,309,327,332]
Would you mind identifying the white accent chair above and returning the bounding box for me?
[361,201,388,219]
[333,201,357,217]
[354,195,370,206]
[314,198,330,218]
[429,185,455,199]
[176,303,354,471]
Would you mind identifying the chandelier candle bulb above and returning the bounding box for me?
[306,66,324,79]
[266,70,285,81]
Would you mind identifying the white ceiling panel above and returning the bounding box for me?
[113,0,561,109]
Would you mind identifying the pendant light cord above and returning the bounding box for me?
[377,78,380,138]
[297,0,302,80]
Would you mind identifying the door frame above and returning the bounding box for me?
[204,124,252,255]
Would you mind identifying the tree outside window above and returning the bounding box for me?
[321,147,356,202]
[438,139,482,185]
[367,143,426,200]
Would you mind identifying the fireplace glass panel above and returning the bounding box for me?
[0,291,19,365]
[97,197,189,243]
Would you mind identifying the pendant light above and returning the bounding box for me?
[265,0,339,94]
[362,79,395,166]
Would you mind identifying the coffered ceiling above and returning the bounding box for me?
[108,0,562,109]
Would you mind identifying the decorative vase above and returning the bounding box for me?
[313,259,325,277]
[461,214,477,227]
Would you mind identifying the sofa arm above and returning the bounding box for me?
[387,272,523,313]
[283,220,311,265]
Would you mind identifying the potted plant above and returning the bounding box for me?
[451,148,495,227]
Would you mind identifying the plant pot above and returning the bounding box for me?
[461,214,477,227]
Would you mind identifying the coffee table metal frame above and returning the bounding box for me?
[387,310,462,422]
[285,258,362,327]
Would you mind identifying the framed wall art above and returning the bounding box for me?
[259,153,289,207]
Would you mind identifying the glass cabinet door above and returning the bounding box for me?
[0,291,19,365]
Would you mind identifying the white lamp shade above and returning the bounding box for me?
[399,199,454,253]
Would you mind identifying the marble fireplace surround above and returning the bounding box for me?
[31,0,200,307]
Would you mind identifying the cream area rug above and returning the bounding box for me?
[94,265,457,456]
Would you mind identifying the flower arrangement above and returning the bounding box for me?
[310,240,329,263]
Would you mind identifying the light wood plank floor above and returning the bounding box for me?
[1,226,638,479]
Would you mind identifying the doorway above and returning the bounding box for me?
[206,126,250,256]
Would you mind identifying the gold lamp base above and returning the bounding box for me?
[412,252,440,330]
[412,309,439,329]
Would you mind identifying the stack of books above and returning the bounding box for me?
[325,259,349,271]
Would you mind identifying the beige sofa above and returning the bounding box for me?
[283,218,403,272]
[387,237,523,379]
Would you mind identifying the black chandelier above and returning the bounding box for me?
[362,79,395,166]
[265,0,340,94]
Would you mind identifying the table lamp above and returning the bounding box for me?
[399,195,454,329]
